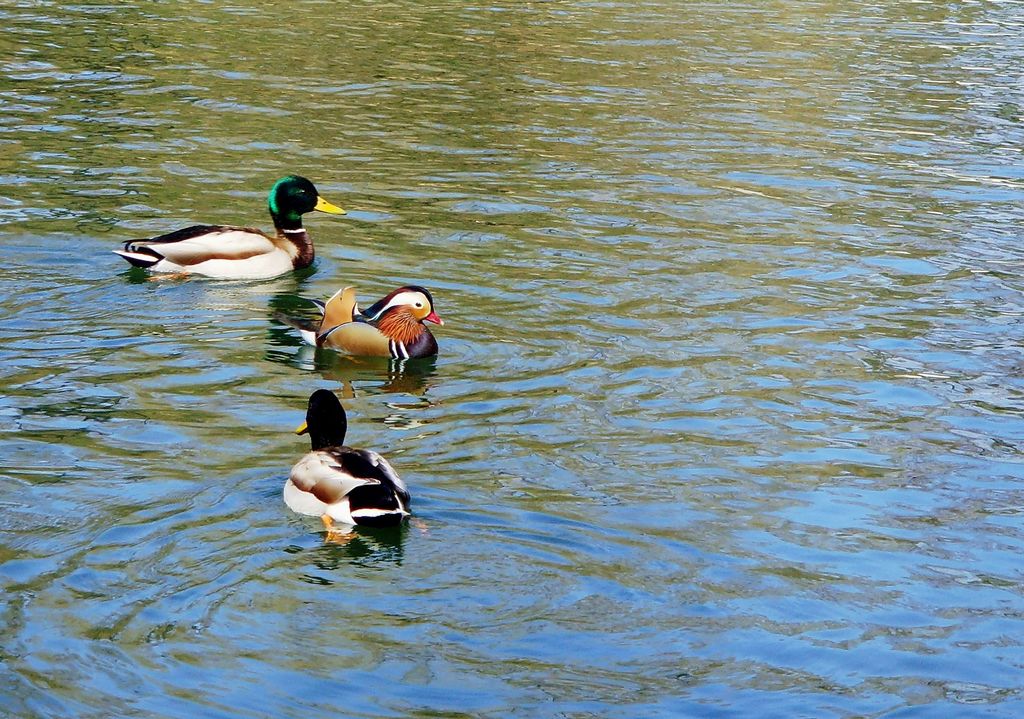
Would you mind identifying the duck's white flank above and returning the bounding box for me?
[283,479,357,525]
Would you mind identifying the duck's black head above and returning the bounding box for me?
[268,175,345,230]
[296,389,347,450]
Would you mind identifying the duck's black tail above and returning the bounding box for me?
[113,243,163,268]
[272,311,320,346]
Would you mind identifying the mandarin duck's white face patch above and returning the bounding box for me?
[367,291,431,319]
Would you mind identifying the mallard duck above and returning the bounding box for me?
[285,389,411,530]
[113,175,345,279]
[289,285,444,359]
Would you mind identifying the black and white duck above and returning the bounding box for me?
[285,389,411,532]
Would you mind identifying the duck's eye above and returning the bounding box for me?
[414,302,423,308]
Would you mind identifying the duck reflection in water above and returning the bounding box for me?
[291,526,409,579]
[311,352,438,399]
[266,347,438,401]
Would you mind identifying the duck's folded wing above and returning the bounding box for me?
[290,450,380,504]
[317,321,391,356]
[320,286,358,330]
[121,226,276,266]
[349,449,410,504]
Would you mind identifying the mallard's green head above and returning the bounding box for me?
[268,175,345,230]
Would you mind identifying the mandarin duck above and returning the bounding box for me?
[289,285,443,359]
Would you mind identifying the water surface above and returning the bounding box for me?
[2,1,1024,717]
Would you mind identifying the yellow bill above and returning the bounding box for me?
[294,420,309,435]
[314,196,346,215]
